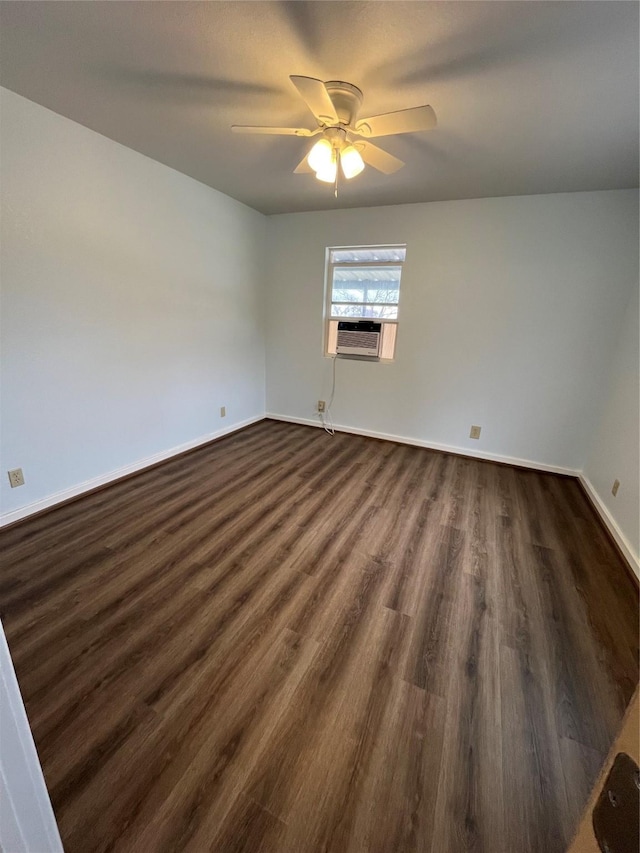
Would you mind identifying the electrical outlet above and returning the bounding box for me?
[220,406,226,418]
[612,479,620,497]
[8,468,25,488]
[469,425,481,440]
[317,400,326,413]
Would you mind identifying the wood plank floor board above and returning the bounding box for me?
[527,544,617,755]
[64,628,318,853]
[342,678,447,853]
[429,571,504,853]
[500,643,566,853]
[1,420,637,853]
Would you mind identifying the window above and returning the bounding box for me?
[325,245,407,360]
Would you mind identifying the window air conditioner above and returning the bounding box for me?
[336,320,381,358]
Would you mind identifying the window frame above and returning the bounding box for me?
[323,244,406,361]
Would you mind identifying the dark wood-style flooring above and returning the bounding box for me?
[1,419,638,853]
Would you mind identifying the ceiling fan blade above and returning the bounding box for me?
[356,141,405,174]
[289,75,339,125]
[293,153,314,174]
[355,105,437,138]
[231,125,317,136]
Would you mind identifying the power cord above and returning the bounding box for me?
[319,354,338,436]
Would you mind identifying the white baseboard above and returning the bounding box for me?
[265,413,580,477]
[0,415,264,528]
[579,474,640,578]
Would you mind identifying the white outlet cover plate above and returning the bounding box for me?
[8,468,25,487]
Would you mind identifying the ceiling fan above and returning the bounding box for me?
[232,76,437,191]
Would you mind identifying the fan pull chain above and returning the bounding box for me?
[334,149,340,198]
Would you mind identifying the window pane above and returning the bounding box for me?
[332,267,401,306]
[364,305,398,319]
[331,286,365,303]
[333,267,401,284]
[332,287,399,305]
[330,303,398,319]
[361,287,399,304]
[330,304,367,318]
[330,247,406,263]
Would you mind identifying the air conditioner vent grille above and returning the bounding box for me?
[336,321,381,357]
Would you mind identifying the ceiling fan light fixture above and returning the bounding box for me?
[340,145,365,179]
[307,138,334,173]
[315,159,338,183]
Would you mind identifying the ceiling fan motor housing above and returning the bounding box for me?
[324,126,348,149]
[324,81,363,127]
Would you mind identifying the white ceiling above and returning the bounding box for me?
[0,1,638,215]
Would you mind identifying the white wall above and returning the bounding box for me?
[0,620,63,853]
[583,282,639,570]
[0,89,266,521]
[265,191,638,474]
